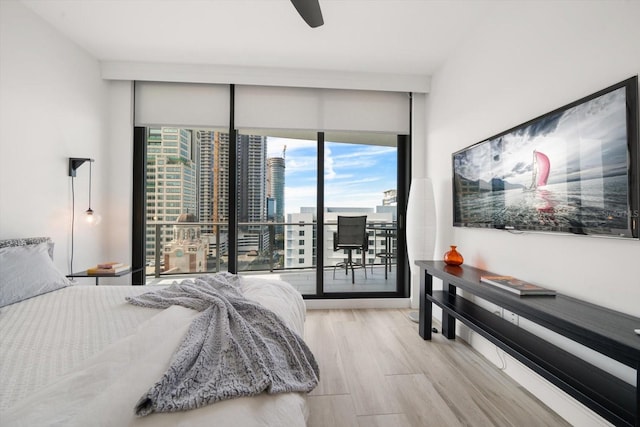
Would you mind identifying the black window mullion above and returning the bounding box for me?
[228,84,237,273]
[132,125,147,285]
[316,131,325,296]
[397,133,410,296]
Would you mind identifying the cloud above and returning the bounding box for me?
[333,145,395,168]
[325,145,337,180]
[287,155,317,175]
[326,143,396,181]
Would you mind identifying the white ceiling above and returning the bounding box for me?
[21,0,498,76]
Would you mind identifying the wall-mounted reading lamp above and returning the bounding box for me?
[68,157,96,275]
[68,157,96,223]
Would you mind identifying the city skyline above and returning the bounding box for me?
[145,129,397,226]
[144,128,399,272]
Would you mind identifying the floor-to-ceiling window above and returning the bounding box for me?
[133,82,410,298]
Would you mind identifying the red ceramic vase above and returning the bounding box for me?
[444,245,463,266]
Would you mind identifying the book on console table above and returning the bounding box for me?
[87,263,130,275]
[480,275,556,296]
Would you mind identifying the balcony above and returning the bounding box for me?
[145,220,398,295]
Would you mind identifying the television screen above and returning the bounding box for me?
[453,76,638,238]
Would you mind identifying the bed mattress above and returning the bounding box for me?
[0,276,309,426]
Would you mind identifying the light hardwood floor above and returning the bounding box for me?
[304,309,571,427]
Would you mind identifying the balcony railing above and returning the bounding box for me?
[146,220,397,280]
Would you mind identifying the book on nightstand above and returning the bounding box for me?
[480,275,556,296]
[96,262,125,269]
[87,263,130,275]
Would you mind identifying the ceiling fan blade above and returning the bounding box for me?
[290,0,324,28]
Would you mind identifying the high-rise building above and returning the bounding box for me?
[267,156,285,223]
[382,189,397,206]
[285,207,395,269]
[145,127,197,261]
[197,130,214,233]
[285,210,315,269]
[214,134,267,222]
[213,132,230,226]
[213,133,267,254]
[267,155,286,252]
[237,134,267,227]
[146,129,269,266]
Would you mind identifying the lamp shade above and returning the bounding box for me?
[406,178,436,307]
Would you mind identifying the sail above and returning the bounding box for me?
[534,151,550,187]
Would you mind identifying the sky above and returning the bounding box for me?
[267,137,397,214]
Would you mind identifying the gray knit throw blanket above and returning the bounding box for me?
[125,273,319,416]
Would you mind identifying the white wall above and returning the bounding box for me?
[104,81,134,266]
[0,1,109,275]
[423,1,640,425]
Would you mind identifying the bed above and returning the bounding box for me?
[0,238,317,426]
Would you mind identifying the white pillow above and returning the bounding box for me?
[0,237,54,259]
[0,242,70,308]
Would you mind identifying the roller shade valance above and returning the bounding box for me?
[235,85,410,134]
[134,81,409,135]
[134,81,230,128]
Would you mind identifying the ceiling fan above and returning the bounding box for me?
[290,0,324,28]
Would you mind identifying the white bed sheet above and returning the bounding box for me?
[0,276,309,426]
[0,285,162,410]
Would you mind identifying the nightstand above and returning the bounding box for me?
[67,267,142,286]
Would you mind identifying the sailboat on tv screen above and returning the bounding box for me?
[527,150,550,190]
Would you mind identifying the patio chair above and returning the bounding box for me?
[333,215,368,284]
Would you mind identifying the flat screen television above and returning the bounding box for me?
[453,76,639,238]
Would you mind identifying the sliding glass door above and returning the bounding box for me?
[322,133,400,295]
[230,130,406,297]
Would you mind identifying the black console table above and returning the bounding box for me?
[416,260,640,427]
